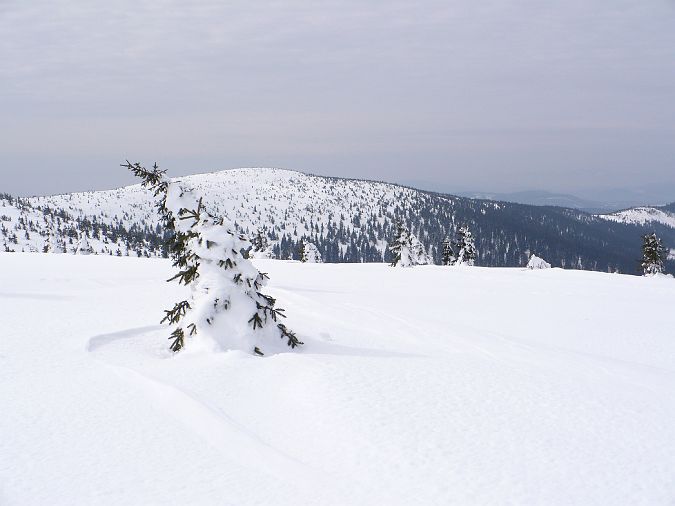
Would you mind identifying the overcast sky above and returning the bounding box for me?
[2,0,674,197]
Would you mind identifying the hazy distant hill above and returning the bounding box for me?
[456,190,626,212]
[1,168,673,274]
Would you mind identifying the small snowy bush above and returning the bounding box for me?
[125,161,302,355]
[527,254,551,269]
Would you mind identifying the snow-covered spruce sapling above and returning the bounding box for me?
[389,221,410,267]
[124,161,302,355]
[300,240,322,263]
[641,232,665,275]
[409,233,431,266]
[46,230,65,254]
[76,232,95,255]
[389,221,430,267]
[249,228,270,258]
[454,226,477,266]
[441,238,455,266]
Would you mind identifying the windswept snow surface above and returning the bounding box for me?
[1,254,675,505]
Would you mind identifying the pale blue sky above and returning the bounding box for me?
[2,0,674,197]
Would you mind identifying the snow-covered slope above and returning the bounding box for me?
[598,205,675,229]
[2,168,419,258]
[2,253,674,505]
[29,168,410,257]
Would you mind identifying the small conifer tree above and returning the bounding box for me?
[300,241,322,263]
[76,232,95,255]
[249,228,273,259]
[409,233,430,265]
[46,230,65,253]
[441,238,455,266]
[454,226,477,266]
[251,228,268,253]
[389,221,410,267]
[641,232,665,275]
[124,161,302,355]
[389,221,430,267]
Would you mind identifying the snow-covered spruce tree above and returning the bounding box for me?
[124,161,302,355]
[641,232,665,275]
[441,238,455,266]
[389,221,410,267]
[300,240,322,263]
[389,221,430,267]
[410,233,431,265]
[46,230,65,253]
[454,226,477,266]
[76,232,95,255]
[249,228,271,258]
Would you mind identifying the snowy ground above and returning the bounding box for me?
[1,253,674,505]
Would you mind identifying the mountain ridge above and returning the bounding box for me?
[2,167,673,274]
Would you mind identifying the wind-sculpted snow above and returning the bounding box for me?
[1,168,674,273]
[2,253,675,505]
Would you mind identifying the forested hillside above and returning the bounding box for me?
[2,168,673,274]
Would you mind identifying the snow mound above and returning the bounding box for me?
[527,254,551,269]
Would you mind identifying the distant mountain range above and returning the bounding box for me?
[403,180,675,212]
[453,190,632,213]
[1,168,674,274]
